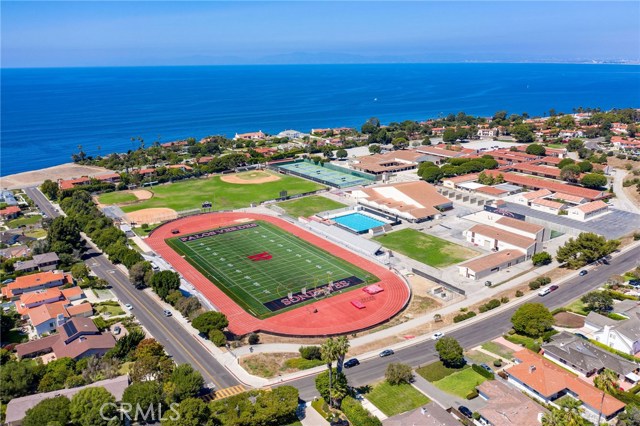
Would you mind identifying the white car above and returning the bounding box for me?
[124,303,133,310]
[538,288,551,297]
[432,332,444,340]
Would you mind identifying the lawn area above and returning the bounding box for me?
[366,381,430,417]
[546,143,566,149]
[94,302,125,316]
[132,223,162,237]
[504,333,541,351]
[481,341,515,359]
[121,173,325,213]
[98,192,139,205]
[276,195,346,218]
[6,215,41,229]
[434,367,489,398]
[0,329,28,345]
[373,229,478,268]
[25,229,47,239]
[465,350,498,366]
[565,299,589,316]
[416,360,469,382]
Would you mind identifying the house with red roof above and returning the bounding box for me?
[2,271,72,300]
[506,349,625,421]
[0,206,21,220]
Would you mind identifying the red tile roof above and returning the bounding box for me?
[573,200,608,214]
[496,217,544,234]
[531,198,565,210]
[468,224,536,249]
[0,206,21,216]
[459,249,526,272]
[483,171,605,201]
[2,271,70,298]
[508,349,625,417]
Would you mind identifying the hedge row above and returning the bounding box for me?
[453,311,477,323]
[528,276,551,290]
[341,396,382,426]
[471,364,495,380]
[478,299,501,313]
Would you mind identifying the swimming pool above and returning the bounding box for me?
[332,213,386,233]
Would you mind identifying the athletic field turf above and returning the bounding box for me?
[166,220,378,318]
[276,195,347,218]
[373,229,478,268]
[120,173,325,213]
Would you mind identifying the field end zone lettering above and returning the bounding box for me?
[178,222,258,242]
[263,276,364,312]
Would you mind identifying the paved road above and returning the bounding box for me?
[25,187,240,389]
[288,244,640,400]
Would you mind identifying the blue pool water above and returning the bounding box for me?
[333,213,386,233]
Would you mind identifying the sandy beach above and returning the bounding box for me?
[1,163,112,190]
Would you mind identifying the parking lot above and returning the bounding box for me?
[504,202,640,239]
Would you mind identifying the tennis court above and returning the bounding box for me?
[275,161,374,188]
[167,220,377,318]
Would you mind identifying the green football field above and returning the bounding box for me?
[166,221,378,318]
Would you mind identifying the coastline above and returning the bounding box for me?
[1,163,111,190]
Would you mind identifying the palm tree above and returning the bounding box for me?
[594,368,619,395]
[558,398,585,426]
[321,338,339,406]
[334,336,350,374]
[541,410,565,426]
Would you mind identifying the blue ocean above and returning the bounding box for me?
[1,63,639,176]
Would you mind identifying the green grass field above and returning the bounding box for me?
[6,215,42,229]
[373,229,478,268]
[433,368,488,398]
[98,192,139,205]
[480,341,514,359]
[366,381,430,417]
[416,361,468,382]
[276,196,347,218]
[120,174,325,213]
[166,220,378,318]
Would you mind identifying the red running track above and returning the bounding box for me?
[146,213,410,336]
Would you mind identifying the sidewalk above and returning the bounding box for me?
[301,402,329,426]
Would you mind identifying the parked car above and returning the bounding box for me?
[432,332,444,340]
[1,278,14,284]
[329,419,349,426]
[549,285,559,292]
[379,349,394,357]
[484,281,492,287]
[574,333,588,340]
[579,270,588,276]
[124,303,133,310]
[163,310,172,317]
[344,359,360,368]
[629,279,640,287]
[479,363,493,374]
[113,326,121,335]
[538,288,552,297]
[459,406,473,418]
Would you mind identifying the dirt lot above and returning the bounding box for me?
[554,311,586,328]
[2,163,112,189]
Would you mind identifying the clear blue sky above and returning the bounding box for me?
[2,1,639,67]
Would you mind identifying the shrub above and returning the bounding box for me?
[473,412,481,420]
[515,290,524,297]
[248,333,260,345]
[493,359,502,367]
[208,329,227,347]
[299,346,322,360]
[385,363,413,385]
[93,317,107,331]
[453,311,476,323]
[479,299,501,313]
[634,232,640,241]
[472,364,495,379]
[284,358,324,370]
[141,223,149,230]
[466,390,478,400]
[341,396,382,426]
[532,251,552,266]
[528,280,541,290]
[500,296,509,304]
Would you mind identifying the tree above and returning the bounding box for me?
[511,303,554,337]
[134,338,165,359]
[191,311,228,335]
[567,139,584,152]
[320,338,340,407]
[23,396,70,426]
[150,270,181,300]
[442,128,457,143]
[593,368,619,394]
[175,296,201,318]
[556,233,620,269]
[532,252,552,266]
[315,369,348,408]
[161,397,212,426]
[525,144,546,156]
[334,335,350,374]
[41,179,59,200]
[163,364,204,403]
[477,171,494,185]
[336,149,348,159]
[122,380,165,423]
[1,310,19,339]
[560,164,581,182]
[577,161,593,173]
[580,173,607,189]
[0,361,35,402]
[618,406,640,426]
[71,263,90,282]
[385,363,413,385]
[511,124,534,143]
[38,357,76,392]
[558,158,575,169]
[435,337,465,368]
[419,166,443,183]
[70,386,117,426]
[47,216,82,254]
[361,117,380,134]
[129,261,153,288]
[208,329,227,346]
[131,354,174,383]
[368,144,381,154]
[581,291,614,313]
